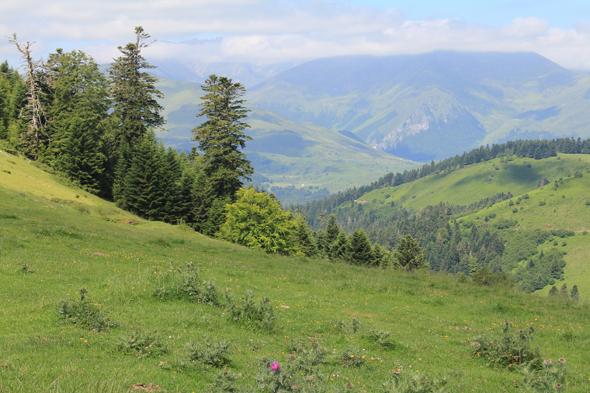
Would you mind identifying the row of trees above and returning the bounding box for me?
[0,28,253,236]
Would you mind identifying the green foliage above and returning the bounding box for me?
[339,316,362,334]
[347,228,373,266]
[294,214,317,257]
[116,331,168,358]
[218,187,298,255]
[518,358,567,392]
[55,287,117,331]
[153,262,220,306]
[395,235,428,271]
[365,328,396,349]
[191,74,253,202]
[185,338,233,367]
[108,26,164,150]
[471,266,513,287]
[224,290,275,332]
[472,321,542,369]
[382,371,449,393]
[339,346,366,367]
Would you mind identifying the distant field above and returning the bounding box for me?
[359,154,590,211]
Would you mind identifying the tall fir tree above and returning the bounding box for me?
[395,234,428,271]
[108,26,164,152]
[191,74,253,202]
[330,230,349,261]
[348,228,373,266]
[295,215,317,257]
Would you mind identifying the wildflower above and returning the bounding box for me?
[545,359,552,365]
[271,362,280,371]
[347,383,352,387]
[393,369,400,374]
[128,339,133,343]
[559,358,566,363]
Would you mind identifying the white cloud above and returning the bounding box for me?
[0,1,589,70]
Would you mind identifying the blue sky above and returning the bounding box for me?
[1,0,589,70]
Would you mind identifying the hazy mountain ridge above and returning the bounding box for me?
[247,51,590,161]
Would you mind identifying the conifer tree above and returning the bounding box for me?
[159,147,182,223]
[191,74,253,202]
[324,214,340,245]
[123,135,164,220]
[330,230,349,261]
[44,49,109,190]
[109,27,164,152]
[348,228,373,266]
[570,285,580,301]
[295,215,317,257]
[559,283,569,299]
[548,285,558,297]
[395,234,428,271]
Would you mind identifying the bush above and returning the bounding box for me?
[185,338,232,367]
[256,355,325,392]
[55,287,117,331]
[153,262,220,306]
[518,358,567,392]
[340,346,366,367]
[382,371,449,393]
[338,316,362,334]
[539,201,546,206]
[225,290,275,331]
[365,328,396,349]
[117,331,168,357]
[472,321,542,369]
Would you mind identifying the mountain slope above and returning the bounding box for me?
[248,51,590,161]
[155,77,419,202]
[2,148,590,391]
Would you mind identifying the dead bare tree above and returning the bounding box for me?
[8,33,47,158]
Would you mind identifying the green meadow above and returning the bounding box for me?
[359,154,590,211]
[2,148,590,392]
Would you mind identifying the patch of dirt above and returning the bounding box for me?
[119,219,138,225]
[128,383,166,392]
[92,252,108,257]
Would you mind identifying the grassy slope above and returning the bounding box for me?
[459,167,590,300]
[359,154,590,211]
[156,78,419,195]
[2,152,590,392]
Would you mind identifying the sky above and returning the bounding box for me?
[1,0,590,71]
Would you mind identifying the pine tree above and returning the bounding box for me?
[570,285,580,302]
[109,27,164,152]
[559,283,569,299]
[43,49,109,190]
[548,286,558,297]
[58,114,105,192]
[395,234,428,271]
[324,214,340,245]
[330,230,349,261]
[348,229,373,266]
[295,215,317,257]
[191,74,253,202]
[159,148,182,223]
[124,135,164,220]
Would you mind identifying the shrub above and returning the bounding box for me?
[153,262,220,306]
[117,331,168,357]
[472,321,541,369]
[382,370,449,393]
[340,346,366,367]
[285,339,327,375]
[539,201,546,206]
[256,356,325,393]
[56,287,117,331]
[225,290,275,331]
[185,338,232,367]
[338,316,362,334]
[518,358,567,392]
[365,328,396,349]
[210,369,244,393]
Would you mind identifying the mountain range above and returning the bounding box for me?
[154,51,590,202]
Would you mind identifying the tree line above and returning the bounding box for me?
[0,28,252,237]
